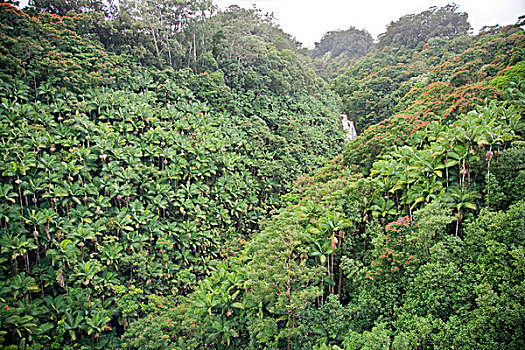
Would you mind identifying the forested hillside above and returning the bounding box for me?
[0,1,524,350]
[0,1,342,348]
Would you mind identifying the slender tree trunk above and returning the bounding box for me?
[286,310,292,350]
[455,210,462,237]
[287,281,292,350]
[486,147,493,203]
[25,253,30,274]
[467,163,471,187]
[187,40,192,68]
[461,157,470,187]
[150,26,160,58]
[445,157,449,188]
[166,37,172,66]
[330,252,334,294]
[337,231,344,301]
[18,180,24,215]
[321,276,324,304]
[192,29,197,68]
[326,255,330,295]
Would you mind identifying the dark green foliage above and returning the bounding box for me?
[181,10,523,348]
[295,295,351,349]
[454,202,525,349]
[1,1,524,349]
[312,27,373,60]
[205,5,324,96]
[178,79,524,349]
[377,4,470,50]
[489,142,525,209]
[331,5,523,137]
[0,2,344,348]
[334,26,523,177]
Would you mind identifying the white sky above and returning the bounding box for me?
[214,0,525,48]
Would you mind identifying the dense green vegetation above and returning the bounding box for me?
[0,2,342,348]
[0,1,524,349]
[331,4,524,133]
[310,27,373,80]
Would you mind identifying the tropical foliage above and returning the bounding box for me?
[0,2,342,348]
[1,2,524,350]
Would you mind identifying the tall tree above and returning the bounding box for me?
[118,0,214,68]
[312,27,373,59]
[377,4,470,49]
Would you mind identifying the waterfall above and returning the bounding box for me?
[341,114,357,141]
